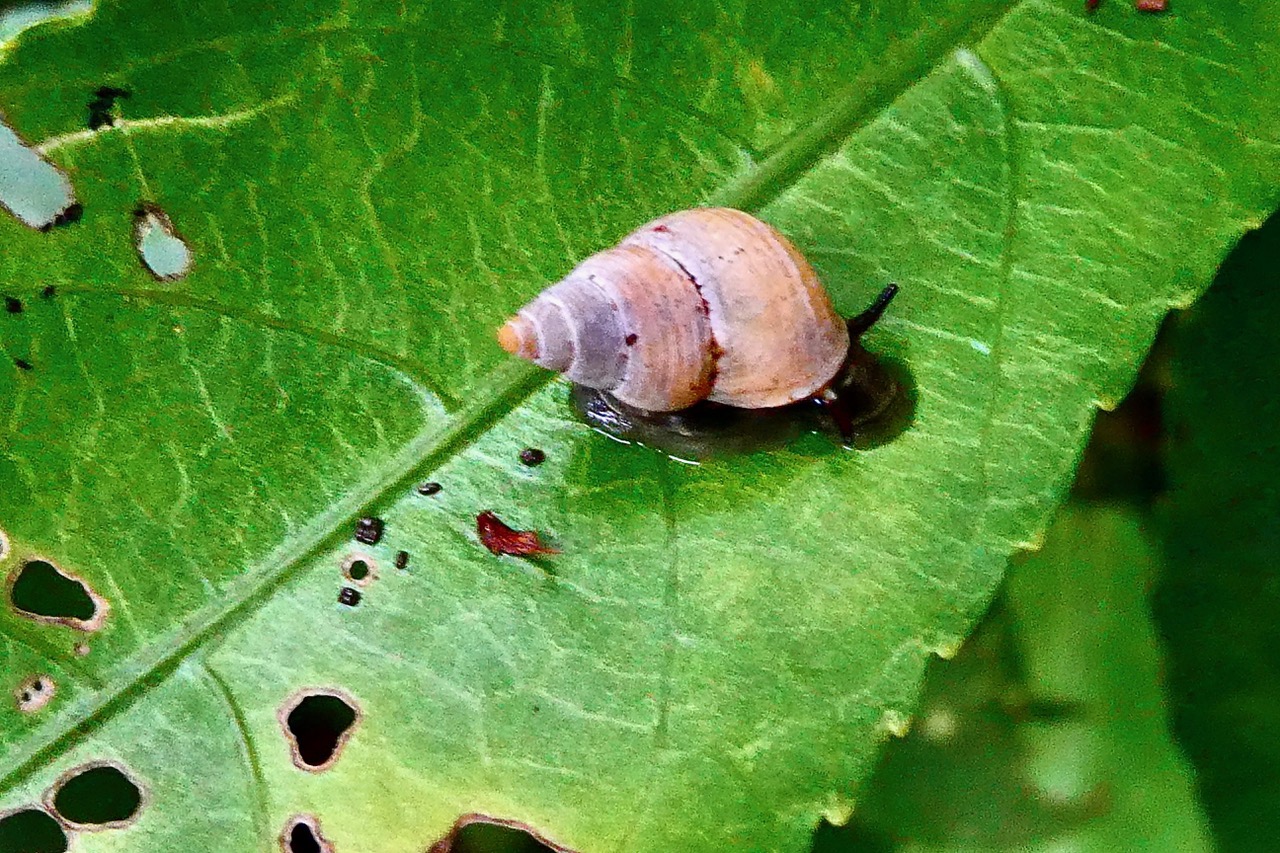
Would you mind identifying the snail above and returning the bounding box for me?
[498,207,900,447]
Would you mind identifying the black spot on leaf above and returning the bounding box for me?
[354,517,384,545]
[4,297,21,314]
[281,689,360,771]
[87,86,130,131]
[417,481,442,496]
[49,763,143,828]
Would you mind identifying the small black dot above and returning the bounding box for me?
[4,296,22,314]
[14,358,33,371]
[394,550,409,570]
[417,481,442,496]
[625,333,638,346]
[354,517,384,545]
[346,560,369,581]
[32,679,43,691]
[337,587,361,607]
[40,285,56,299]
[519,448,546,466]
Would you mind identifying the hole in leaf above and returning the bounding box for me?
[0,528,8,561]
[280,815,332,853]
[0,2,92,47]
[14,674,54,713]
[8,559,107,631]
[341,555,375,585]
[280,688,360,772]
[0,113,77,230]
[48,762,143,829]
[0,808,67,853]
[133,203,192,281]
[430,815,574,853]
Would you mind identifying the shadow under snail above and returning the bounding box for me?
[498,207,900,449]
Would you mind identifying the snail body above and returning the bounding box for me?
[498,208,850,412]
[498,207,899,447]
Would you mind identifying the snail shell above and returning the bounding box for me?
[498,207,850,412]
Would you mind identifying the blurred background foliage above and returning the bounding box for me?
[813,208,1280,852]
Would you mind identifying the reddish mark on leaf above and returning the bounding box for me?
[1085,0,1100,10]
[1134,0,1167,10]
[476,511,559,557]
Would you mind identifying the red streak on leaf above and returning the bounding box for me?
[1134,0,1167,10]
[476,511,560,556]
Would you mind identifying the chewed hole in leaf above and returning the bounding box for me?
[429,815,574,853]
[280,688,360,772]
[0,113,77,231]
[0,808,67,853]
[48,762,144,829]
[8,559,108,631]
[280,815,333,853]
[133,203,192,281]
[14,674,55,714]
[341,554,375,585]
[0,527,8,561]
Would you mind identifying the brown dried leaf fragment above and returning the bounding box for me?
[476,511,560,557]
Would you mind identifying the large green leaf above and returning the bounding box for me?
[0,1,1275,850]
[1155,209,1280,851]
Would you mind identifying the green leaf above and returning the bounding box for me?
[822,504,1210,852]
[0,1,1275,850]
[1155,210,1280,851]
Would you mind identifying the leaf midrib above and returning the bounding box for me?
[0,0,1022,795]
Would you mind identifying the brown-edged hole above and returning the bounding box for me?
[281,815,333,853]
[341,554,375,586]
[0,808,67,853]
[430,815,573,853]
[15,674,55,713]
[8,559,107,631]
[49,762,143,829]
[280,689,360,771]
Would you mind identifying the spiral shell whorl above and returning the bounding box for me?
[499,244,715,411]
[498,207,849,412]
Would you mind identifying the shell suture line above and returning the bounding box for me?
[648,245,724,389]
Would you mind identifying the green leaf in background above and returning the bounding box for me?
[819,504,1210,852]
[0,1,1275,850]
[1155,209,1280,851]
